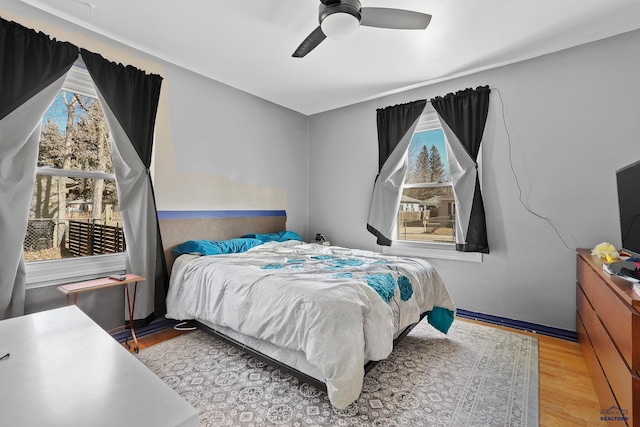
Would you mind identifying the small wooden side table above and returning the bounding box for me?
[57,274,145,352]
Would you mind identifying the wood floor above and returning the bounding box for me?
[131,318,606,427]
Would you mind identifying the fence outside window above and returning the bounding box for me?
[24,218,125,261]
[397,213,455,243]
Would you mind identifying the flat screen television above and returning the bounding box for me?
[616,159,640,258]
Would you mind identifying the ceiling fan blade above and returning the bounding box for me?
[360,8,431,30]
[292,26,327,58]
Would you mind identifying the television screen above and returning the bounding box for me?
[616,160,640,258]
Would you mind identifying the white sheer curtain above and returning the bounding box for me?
[0,17,78,319]
[437,116,478,248]
[0,75,72,318]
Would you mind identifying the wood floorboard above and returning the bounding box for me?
[132,326,194,351]
[131,318,607,426]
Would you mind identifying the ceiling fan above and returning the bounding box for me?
[292,0,431,58]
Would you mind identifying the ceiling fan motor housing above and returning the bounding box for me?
[293,0,432,57]
[319,0,362,25]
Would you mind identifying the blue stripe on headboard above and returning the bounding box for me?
[157,210,286,220]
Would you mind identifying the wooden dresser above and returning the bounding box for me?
[576,249,640,426]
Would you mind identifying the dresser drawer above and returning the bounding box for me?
[585,290,637,425]
[578,257,640,371]
[577,307,620,419]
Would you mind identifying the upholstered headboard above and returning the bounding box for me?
[158,210,287,272]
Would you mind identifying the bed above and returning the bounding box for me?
[163,229,456,409]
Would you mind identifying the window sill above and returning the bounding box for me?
[382,241,483,262]
[26,252,127,289]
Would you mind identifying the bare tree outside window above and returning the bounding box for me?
[25,74,124,262]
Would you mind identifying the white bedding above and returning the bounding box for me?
[166,241,455,409]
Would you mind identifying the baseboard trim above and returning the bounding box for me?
[456,308,577,342]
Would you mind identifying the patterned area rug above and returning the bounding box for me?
[137,320,538,427]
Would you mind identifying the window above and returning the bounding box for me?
[383,111,482,262]
[399,112,455,245]
[25,65,126,286]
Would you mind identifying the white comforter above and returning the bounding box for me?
[166,241,455,409]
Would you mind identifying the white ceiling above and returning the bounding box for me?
[19,0,640,116]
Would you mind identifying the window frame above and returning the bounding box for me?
[381,110,483,263]
[25,63,127,288]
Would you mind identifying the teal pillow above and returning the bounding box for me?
[242,230,303,243]
[172,238,263,255]
[214,238,263,254]
[172,240,222,255]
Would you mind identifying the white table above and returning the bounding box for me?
[0,306,199,427]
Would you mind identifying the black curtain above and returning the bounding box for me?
[367,100,427,245]
[374,100,427,172]
[80,49,162,165]
[81,49,168,320]
[0,18,77,120]
[431,86,491,253]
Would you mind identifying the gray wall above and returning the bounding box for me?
[153,64,309,236]
[307,29,640,331]
[3,2,309,329]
